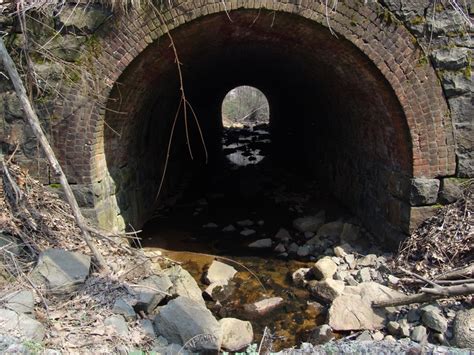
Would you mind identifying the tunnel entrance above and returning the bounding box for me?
[103,10,416,243]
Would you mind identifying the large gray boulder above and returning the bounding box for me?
[163,266,205,306]
[308,279,345,303]
[31,249,91,294]
[328,282,405,331]
[135,274,173,313]
[0,308,45,341]
[154,297,222,351]
[452,308,474,349]
[219,318,253,352]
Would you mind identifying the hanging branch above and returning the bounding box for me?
[150,2,208,202]
[0,37,109,272]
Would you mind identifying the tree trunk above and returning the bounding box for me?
[0,38,108,271]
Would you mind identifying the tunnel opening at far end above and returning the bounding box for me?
[221,86,270,166]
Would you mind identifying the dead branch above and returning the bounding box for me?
[436,263,474,280]
[0,38,108,272]
[373,283,474,308]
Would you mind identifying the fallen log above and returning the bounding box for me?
[0,38,108,271]
[373,283,474,308]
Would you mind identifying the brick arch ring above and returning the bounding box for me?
[52,0,456,236]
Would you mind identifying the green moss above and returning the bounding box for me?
[49,183,61,189]
[435,3,445,12]
[409,16,425,25]
[417,55,429,66]
[22,340,44,353]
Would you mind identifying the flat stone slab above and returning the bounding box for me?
[4,290,34,315]
[0,308,45,341]
[244,297,284,317]
[31,248,91,294]
[204,260,237,285]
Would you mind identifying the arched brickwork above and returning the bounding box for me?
[51,0,456,243]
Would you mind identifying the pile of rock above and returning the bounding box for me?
[291,251,473,349]
[109,260,254,352]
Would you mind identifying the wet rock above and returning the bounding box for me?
[312,257,337,280]
[204,283,233,302]
[452,308,474,349]
[244,297,284,317]
[0,308,45,341]
[316,221,343,239]
[257,220,265,226]
[4,290,34,315]
[222,225,236,232]
[112,298,136,321]
[164,266,205,306]
[248,238,272,248]
[309,324,334,344]
[275,228,291,242]
[104,315,129,337]
[387,321,400,336]
[31,248,90,294]
[154,296,222,351]
[308,279,345,303]
[203,222,218,228]
[237,219,254,227]
[409,178,440,205]
[293,211,325,232]
[205,260,237,285]
[274,243,286,253]
[340,223,360,243]
[297,245,312,257]
[292,268,310,287]
[357,268,372,283]
[135,274,173,313]
[357,254,377,267]
[241,229,256,237]
[421,305,448,333]
[219,318,253,352]
[410,325,427,343]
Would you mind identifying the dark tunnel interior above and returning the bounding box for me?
[103,9,413,244]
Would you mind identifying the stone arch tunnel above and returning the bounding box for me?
[43,0,464,247]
